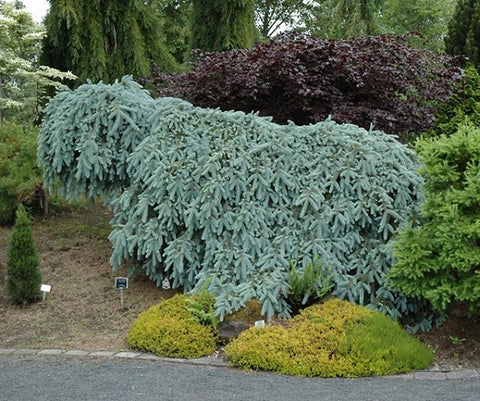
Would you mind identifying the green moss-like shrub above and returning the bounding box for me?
[225,298,434,377]
[127,294,217,359]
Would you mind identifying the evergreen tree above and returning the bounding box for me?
[445,0,480,67]
[311,0,384,39]
[41,0,177,84]
[190,0,256,51]
[5,204,42,305]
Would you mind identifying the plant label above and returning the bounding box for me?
[115,277,128,290]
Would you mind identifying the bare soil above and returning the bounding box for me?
[0,203,479,369]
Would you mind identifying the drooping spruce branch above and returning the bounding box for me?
[39,77,427,323]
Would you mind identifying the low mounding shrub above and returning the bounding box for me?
[389,124,480,312]
[127,294,218,359]
[39,77,427,323]
[153,33,461,141]
[0,122,43,225]
[5,204,42,304]
[225,298,434,377]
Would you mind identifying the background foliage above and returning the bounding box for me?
[0,122,42,226]
[445,0,480,68]
[153,33,461,141]
[0,2,76,124]
[432,65,480,137]
[189,0,256,52]
[41,0,177,85]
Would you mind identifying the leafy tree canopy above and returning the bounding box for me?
[189,0,256,52]
[0,1,76,123]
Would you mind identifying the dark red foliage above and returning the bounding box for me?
[152,33,463,140]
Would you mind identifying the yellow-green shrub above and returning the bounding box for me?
[225,298,434,377]
[127,294,217,359]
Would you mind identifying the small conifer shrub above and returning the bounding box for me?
[225,298,434,377]
[127,294,218,359]
[5,204,42,304]
[389,124,480,311]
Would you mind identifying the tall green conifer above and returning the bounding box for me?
[41,0,177,84]
[445,0,480,67]
[190,0,256,51]
[5,205,42,305]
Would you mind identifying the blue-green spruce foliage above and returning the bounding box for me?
[38,77,157,201]
[38,77,424,320]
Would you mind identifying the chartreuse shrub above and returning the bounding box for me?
[5,205,42,305]
[39,77,426,323]
[0,122,42,225]
[127,294,217,359]
[225,298,434,377]
[389,124,480,311]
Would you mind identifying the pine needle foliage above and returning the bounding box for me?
[190,0,256,52]
[5,204,42,305]
[432,65,480,137]
[41,0,177,85]
[445,0,480,68]
[39,77,425,321]
[389,124,480,311]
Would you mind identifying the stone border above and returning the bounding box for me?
[1,348,479,380]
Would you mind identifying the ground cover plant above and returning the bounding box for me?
[153,33,462,141]
[37,78,428,324]
[225,298,434,377]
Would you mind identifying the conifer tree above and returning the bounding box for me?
[41,0,177,84]
[5,205,42,305]
[190,0,256,51]
[445,0,480,67]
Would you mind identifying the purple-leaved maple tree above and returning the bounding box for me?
[151,33,462,140]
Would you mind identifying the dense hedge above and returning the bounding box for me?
[153,33,462,141]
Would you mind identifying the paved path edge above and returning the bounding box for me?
[1,347,479,380]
